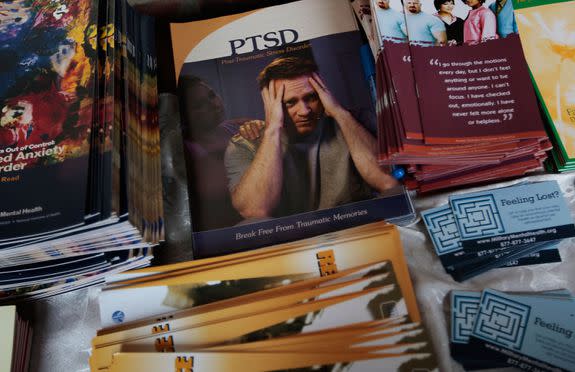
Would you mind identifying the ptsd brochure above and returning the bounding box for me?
[171,0,415,258]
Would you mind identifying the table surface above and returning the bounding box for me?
[25,95,575,371]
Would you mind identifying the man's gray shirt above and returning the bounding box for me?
[224,116,373,218]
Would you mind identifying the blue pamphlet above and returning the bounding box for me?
[449,181,575,250]
[469,289,575,371]
[422,203,561,281]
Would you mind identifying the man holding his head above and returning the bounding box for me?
[224,57,398,220]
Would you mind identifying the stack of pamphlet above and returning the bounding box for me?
[170,0,416,259]
[422,181,575,281]
[356,0,550,193]
[90,222,439,372]
[0,0,162,302]
[512,0,575,172]
[0,305,32,372]
[448,289,575,371]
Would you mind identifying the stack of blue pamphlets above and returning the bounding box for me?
[449,289,575,371]
[422,181,574,281]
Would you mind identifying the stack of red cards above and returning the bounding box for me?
[355,0,551,193]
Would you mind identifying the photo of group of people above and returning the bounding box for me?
[372,0,518,46]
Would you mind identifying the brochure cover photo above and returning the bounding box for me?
[0,0,98,239]
[171,0,416,258]
[404,0,547,144]
[512,0,575,171]
[371,0,550,192]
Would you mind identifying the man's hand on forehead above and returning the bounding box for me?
[308,72,344,118]
[261,80,285,131]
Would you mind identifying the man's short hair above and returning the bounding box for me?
[461,0,485,4]
[257,57,318,90]
[434,0,454,10]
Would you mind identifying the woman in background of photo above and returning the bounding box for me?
[462,0,498,44]
[433,0,464,45]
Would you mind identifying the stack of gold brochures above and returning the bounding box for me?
[89,222,438,371]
